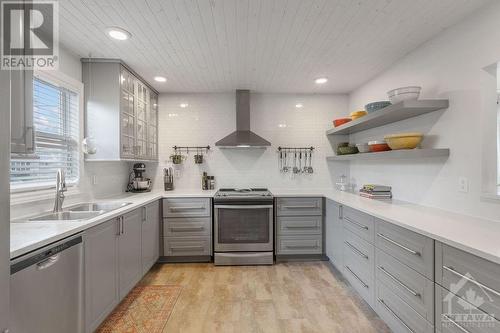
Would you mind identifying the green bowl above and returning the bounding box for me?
[338,146,359,155]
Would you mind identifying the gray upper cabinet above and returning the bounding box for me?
[118,208,143,299]
[84,218,120,333]
[141,201,160,274]
[82,59,159,161]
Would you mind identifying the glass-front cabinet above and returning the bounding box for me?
[148,93,158,160]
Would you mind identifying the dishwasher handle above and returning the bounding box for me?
[11,235,83,275]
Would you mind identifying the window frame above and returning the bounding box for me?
[10,70,84,194]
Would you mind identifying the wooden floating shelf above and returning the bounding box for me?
[326,148,450,161]
[326,99,449,136]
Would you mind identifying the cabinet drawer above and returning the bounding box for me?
[276,235,322,254]
[277,216,322,235]
[343,228,374,272]
[163,198,211,218]
[163,217,211,237]
[163,237,211,256]
[376,248,434,323]
[435,285,499,333]
[276,197,322,216]
[343,257,374,306]
[435,242,500,322]
[376,282,434,333]
[375,219,434,280]
[342,206,374,243]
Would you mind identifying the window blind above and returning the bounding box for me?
[10,77,80,189]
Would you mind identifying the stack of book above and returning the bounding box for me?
[359,184,392,199]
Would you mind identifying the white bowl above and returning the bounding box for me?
[387,86,421,104]
[355,143,370,153]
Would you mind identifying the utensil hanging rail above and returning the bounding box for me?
[172,146,210,153]
[277,146,314,151]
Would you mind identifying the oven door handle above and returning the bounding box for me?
[215,205,273,209]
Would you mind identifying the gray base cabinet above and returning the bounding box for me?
[118,209,143,299]
[141,201,160,274]
[162,198,212,262]
[325,199,343,270]
[84,218,120,333]
[275,197,323,257]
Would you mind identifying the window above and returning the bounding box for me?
[10,76,80,191]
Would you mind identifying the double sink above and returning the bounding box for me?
[25,202,132,222]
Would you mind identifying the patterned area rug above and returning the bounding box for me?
[97,285,182,333]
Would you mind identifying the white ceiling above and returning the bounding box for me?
[59,0,490,93]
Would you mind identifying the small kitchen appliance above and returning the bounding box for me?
[213,188,274,266]
[127,163,152,192]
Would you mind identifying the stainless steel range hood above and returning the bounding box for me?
[215,90,271,148]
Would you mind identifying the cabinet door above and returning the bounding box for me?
[120,68,136,158]
[325,200,343,270]
[134,81,148,159]
[11,68,34,154]
[84,218,119,333]
[141,201,160,274]
[147,92,158,160]
[118,209,143,298]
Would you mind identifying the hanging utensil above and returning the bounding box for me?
[308,150,314,173]
[293,151,299,174]
[283,151,288,172]
[299,151,302,173]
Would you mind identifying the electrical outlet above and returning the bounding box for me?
[175,170,181,178]
[458,176,469,193]
[92,175,97,185]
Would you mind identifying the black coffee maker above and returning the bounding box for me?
[127,163,152,192]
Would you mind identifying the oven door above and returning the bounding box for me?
[214,205,273,252]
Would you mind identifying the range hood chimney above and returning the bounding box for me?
[215,90,271,148]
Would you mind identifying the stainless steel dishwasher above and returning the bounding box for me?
[10,234,84,333]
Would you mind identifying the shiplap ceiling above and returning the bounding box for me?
[59,0,490,93]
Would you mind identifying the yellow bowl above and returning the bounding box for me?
[384,132,423,150]
[350,110,367,120]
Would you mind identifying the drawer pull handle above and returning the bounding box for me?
[344,217,368,230]
[282,205,317,209]
[344,241,368,259]
[344,265,368,288]
[377,298,415,333]
[443,315,471,333]
[170,226,205,231]
[170,246,204,251]
[170,206,205,211]
[443,265,500,297]
[377,233,420,256]
[285,245,318,249]
[378,266,420,297]
[285,225,317,229]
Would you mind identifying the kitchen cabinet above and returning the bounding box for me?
[10,69,34,154]
[275,197,324,258]
[325,199,343,270]
[118,209,143,298]
[84,218,120,333]
[82,59,159,161]
[141,201,160,274]
[162,198,212,262]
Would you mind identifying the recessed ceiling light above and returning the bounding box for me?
[106,27,131,41]
[180,103,189,108]
[154,76,167,83]
[295,103,303,108]
[314,77,328,84]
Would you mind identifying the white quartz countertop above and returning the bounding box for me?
[11,188,500,266]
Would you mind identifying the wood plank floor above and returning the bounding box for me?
[140,261,391,333]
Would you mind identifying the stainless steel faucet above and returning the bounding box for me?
[53,169,67,213]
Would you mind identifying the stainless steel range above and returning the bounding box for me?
[213,188,274,265]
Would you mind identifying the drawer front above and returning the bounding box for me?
[276,197,322,216]
[343,254,374,306]
[343,228,374,273]
[163,217,211,237]
[435,242,500,322]
[342,206,375,243]
[163,198,211,218]
[276,235,322,255]
[163,237,211,256]
[277,216,322,236]
[435,285,499,333]
[376,248,434,323]
[376,282,434,333]
[375,219,434,279]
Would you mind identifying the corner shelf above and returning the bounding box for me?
[325,99,449,136]
[326,148,450,161]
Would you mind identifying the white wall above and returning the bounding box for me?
[148,93,348,191]
[347,1,500,221]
